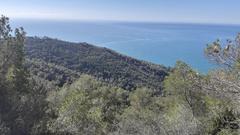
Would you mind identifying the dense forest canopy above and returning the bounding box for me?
[24,36,169,91]
[0,16,239,135]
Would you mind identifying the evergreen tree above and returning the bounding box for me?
[0,15,29,135]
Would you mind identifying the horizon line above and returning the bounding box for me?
[8,16,240,27]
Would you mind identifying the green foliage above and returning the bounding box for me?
[0,15,54,135]
[164,61,198,95]
[49,75,128,134]
[1,16,240,135]
[129,88,153,109]
[205,33,240,69]
[114,88,164,135]
[163,60,240,134]
[25,37,169,90]
[0,15,30,134]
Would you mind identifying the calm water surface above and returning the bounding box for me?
[11,19,240,73]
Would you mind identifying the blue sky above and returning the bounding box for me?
[1,0,240,24]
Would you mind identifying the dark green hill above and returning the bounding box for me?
[24,37,169,91]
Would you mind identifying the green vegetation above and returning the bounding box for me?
[0,16,52,135]
[47,75,128,134]
[0,16,239,135]
[25,37,169,91]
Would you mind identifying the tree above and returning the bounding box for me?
[0,15,27,92]
[0,15,30,135]
[204,34,240,100]
[49,75,128,135]
[205,34,240,69]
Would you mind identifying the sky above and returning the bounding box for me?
[0,0,240,24]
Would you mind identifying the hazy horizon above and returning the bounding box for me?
[1,0,240,25]
[10,18,240,28]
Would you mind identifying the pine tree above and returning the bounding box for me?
[0,15,29,135]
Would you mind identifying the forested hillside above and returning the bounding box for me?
[0,16,240,135]
[24,37,169,91]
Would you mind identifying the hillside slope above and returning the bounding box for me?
[25,37,169,91]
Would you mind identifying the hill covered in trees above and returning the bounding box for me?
[24,37,169,91]
[0,16,240,135]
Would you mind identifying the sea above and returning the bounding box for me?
[11,19,240,73]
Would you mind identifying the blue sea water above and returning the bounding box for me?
[11,19,240,73]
